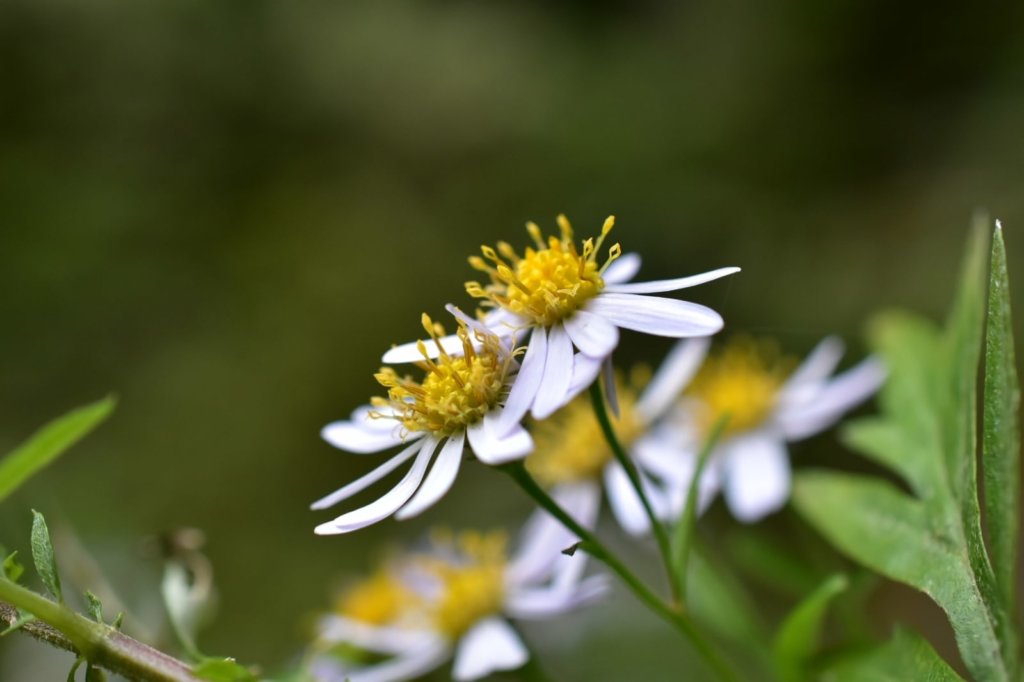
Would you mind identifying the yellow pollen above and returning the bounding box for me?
[334,569,410,626]
[373,315,512,436]
[686,337,795,437]
[465,215,621,327]
[422,529,507,638]
[527,369,649,486]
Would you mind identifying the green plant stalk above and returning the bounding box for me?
[671,414,729,602]
[587,382,679,602]
[500,461,739,682]
[0,577,200,682]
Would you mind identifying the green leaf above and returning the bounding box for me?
[30,510,62,603]
[193,657,258,682]
[982,223,1020,610]
[792,471,1002,680]
[84,663,106,682]
[85,590,103,623]
[0,396,116,504]
[824,627,964,682]
[3,550,25,583]
[773,573,848,682]
[688,547,769,653]
[67,657,84,682]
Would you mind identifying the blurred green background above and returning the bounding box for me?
[2,1,1023,679]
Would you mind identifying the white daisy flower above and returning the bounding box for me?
[522,338,713,537]
[381,215,739,430]
[311,528,608,682]
[653,336,886,523]
[311,314,533,535]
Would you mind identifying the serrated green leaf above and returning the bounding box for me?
[3,550,25,583]
[0,396,116,504]
[823,627,963,682]
[85,590,103,623]
[793,471,1004,680]
[30,510,62,603]
[982,223,1020,611]
[773,573,848,682]
[193,657,258,682]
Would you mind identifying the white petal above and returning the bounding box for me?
[603,461,652,536]
[603,266,740,294]
[778,336,846,405]
[344,640,451,682]
[395,433,465,520]
[317,616,439,653]
[452,618,528,681]
[381,333,467,364]
[349,405,401,430]
[505,574,611,619]
[311,438,424,510]
[531,323,574,420]
[498,326,547,433]
[778,357,886,441]
[322,419,405,454]
[468,413,533,464]
[586,293,724,337]
[722,434,791,522]
[505,481,600,585]
[567,352,603,398]
[563,310,620,359]
[314,438,438,534]
[635,338,710,422]
[602,252,641,284]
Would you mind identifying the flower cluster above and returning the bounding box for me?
[309,527,607,682]
[309,214,884,680]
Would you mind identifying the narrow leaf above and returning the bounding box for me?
[3,551,25,583]
[193,657,258,682]
[982,222,1020,609]
[0,396,116,503]
[30,510,63,603]
[773,573,848,682]
[825,627,963,682]
[1,609,36,636]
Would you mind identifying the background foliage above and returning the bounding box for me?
[1,1,1023,679]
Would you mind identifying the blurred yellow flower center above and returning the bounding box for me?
[425,530,507,639]
[466,215,622,327]
[527,373,646,486]
[686,338,793,437]
[373,315,511,436]
[335,569,409,626]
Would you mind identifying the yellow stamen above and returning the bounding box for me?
[526,368,649,486]
[421,530,508,639]
[373,315,512,436]
[334,568,410,626]
[465,215,621,327]
[685,337,795,437]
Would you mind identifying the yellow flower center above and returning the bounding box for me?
[424,530,507,639]
[465,215,622,327]
[686,338,794,437]
[526,370,647,486]
[335,569,410,626]
[373,315,512,436]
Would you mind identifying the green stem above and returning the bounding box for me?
[501,462,740,682]
[587,382,679,603]
[0,578,200,682]
[671,414,729,602]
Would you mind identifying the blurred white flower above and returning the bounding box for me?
[653,336,886,522]
[312,314,532,535]
[522,339,712,538]
[311,528,607,682]
[382,215,738,431]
